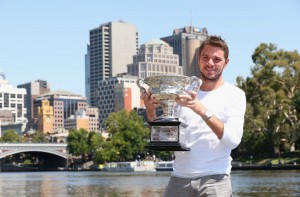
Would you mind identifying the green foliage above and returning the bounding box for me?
[95,109,149,163]
[292,91,300,113]
[67,128,90,161]
[235,43,300,156]
[0,129,22,142]
[30,132,49,143]
[23,159,32,165]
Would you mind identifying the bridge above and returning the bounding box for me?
[0,143,68,159]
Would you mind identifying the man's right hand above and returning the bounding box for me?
[140,92,157,121]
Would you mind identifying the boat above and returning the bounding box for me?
[103,162,135,172]
[155,161,173,171]
[103,161,156,172]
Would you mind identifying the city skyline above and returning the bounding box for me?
[1,0,300,96]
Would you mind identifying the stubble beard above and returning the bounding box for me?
[200,69,223,82]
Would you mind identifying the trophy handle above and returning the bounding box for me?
[189,76,202,92]
[136,78,147,93]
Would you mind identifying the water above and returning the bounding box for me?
[0,170,299,197]
[232,170,300,197]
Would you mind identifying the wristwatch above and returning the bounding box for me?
[201,110,213,121]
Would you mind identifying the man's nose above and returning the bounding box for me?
[207,58,214,65]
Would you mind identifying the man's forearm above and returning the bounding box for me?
[146,108,157,121]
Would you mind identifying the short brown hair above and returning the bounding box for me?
[198,35,229,59]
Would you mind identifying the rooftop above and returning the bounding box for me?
[145,39,168,46]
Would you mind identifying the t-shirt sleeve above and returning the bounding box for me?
[220,89,246,149]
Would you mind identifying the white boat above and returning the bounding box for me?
[103,162,135,172]
[155,161,173,171]
[103,161,156,172]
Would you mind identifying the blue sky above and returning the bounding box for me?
[0,0,299,96]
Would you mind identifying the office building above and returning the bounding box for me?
[85,106,100,132]
[0,72,27,132]
[34,90,88,132]
[18,80,50,121]
[85,20,139,106]
[64,109,89,132]
[17,80,50,131]
[64,107,99,132]
[161,26,208,77]
[127,39,183,78]
[34,90,99,133]
[97,74,141,129]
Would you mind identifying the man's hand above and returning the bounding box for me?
[176,91,206,116]
[140,91,158,121]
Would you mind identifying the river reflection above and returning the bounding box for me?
[232,170,300,197]
[0,170,299,197]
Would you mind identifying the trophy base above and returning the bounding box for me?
[145,142,190,151]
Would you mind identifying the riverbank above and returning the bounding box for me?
[232,164,300,170]
[2,162,300,172]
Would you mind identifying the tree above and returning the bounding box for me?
[0,129,22,142]
[87,131,106,163]
[235,43,300,156]
[67,128,90,162]
[100,109,149,162]
[30,131,49,143]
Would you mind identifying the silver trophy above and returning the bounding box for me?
[137,75,202,151]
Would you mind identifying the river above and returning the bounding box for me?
[0,170,299,197]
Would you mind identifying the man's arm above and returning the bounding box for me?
[176,90,246,149]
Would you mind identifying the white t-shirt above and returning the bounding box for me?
[172,82,246,178]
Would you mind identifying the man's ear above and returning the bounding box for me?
[224,58,229,68]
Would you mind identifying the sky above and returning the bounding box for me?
[0,0,299,96]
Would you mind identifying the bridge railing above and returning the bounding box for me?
[0,143,67,147]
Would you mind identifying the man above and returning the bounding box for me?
[141,35,246,196]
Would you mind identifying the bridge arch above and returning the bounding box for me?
[0,143,68,160]
[0,149,68,160]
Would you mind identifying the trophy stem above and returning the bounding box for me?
[159,100,176,119]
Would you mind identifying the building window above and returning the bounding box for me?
[17,104,22,117]
[4,93,9,107]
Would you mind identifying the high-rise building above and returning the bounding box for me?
[127,39,183,78]
[17,80,50,123]
[85,20,139,106]
[161,26,208,77]
[0,72,27,132]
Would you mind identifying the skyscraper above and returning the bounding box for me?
[161,26,208,77]
[127,39,183,78]
[85,20,139,106]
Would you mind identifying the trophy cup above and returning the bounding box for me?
[137,75,202,151]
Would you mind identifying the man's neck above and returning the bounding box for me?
[200,78,225,91]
